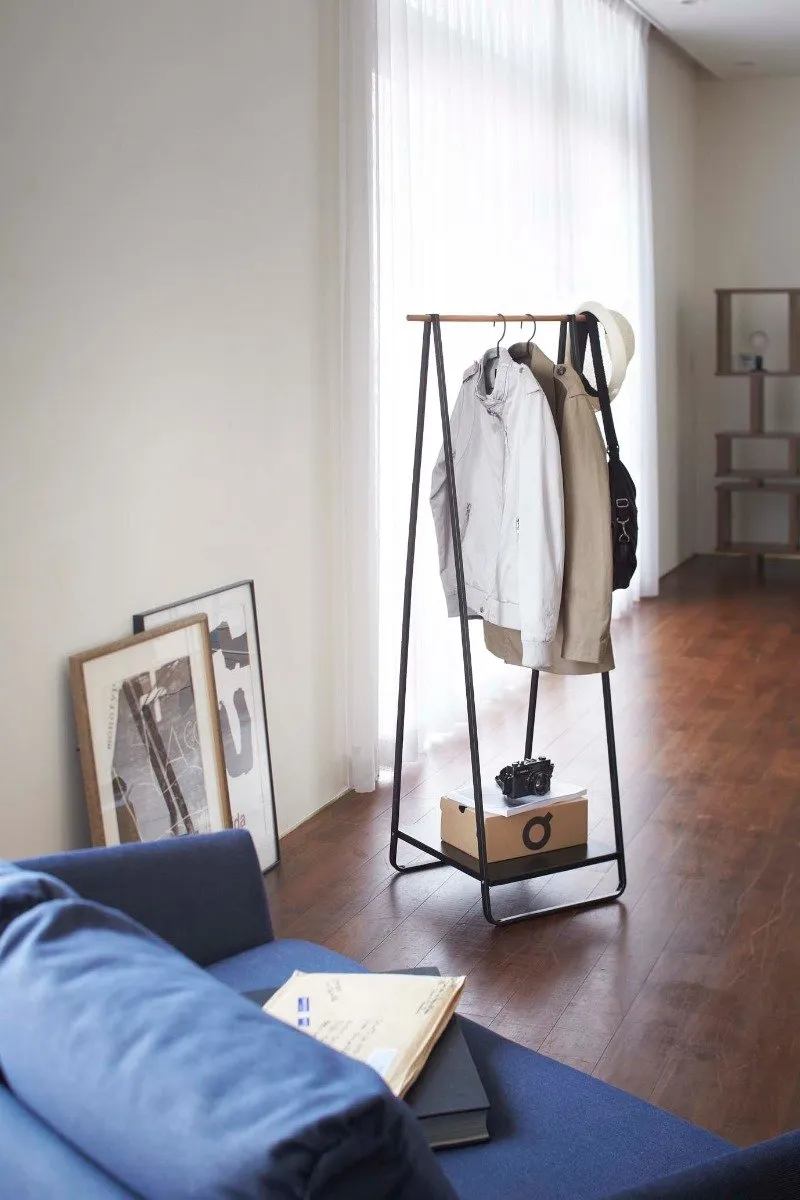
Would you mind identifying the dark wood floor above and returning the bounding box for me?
[267,555,800,1148]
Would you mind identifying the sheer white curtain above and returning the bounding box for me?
[339,1,380,791]
[340,0,658,789]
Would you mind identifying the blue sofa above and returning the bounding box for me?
[4,830,799,1198]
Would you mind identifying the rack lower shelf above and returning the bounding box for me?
[396,827,618,887]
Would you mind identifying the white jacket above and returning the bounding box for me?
[430,347,565,669]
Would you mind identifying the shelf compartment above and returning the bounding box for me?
[395,828,618,887]
[716,433,800,478]
[715,288,800,377]
[716,483,800,553]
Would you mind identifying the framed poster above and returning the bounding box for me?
[69,616,231,848]
[133,581,279,871]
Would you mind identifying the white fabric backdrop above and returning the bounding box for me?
[341,0,658,789]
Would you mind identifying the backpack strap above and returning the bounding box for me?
[557,318,568,366]
[569,312,620,462]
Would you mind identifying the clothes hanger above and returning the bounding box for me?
[525,314,537,355]
[494,313,507,355]
[483,313,506,391]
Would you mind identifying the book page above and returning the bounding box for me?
[264,972,465,1097]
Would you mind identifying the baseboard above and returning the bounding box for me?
[279,786,356,839]
[659,553,698,583]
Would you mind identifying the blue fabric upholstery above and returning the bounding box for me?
[18,830,271,966]
[203,936,749,1200]
[0,863,456,1200]
[7,832,800,1200]
[207,937,368,989]
[440,1021,731,1200]
[609,1130,800,1199]
[203,933,732,1200]
[0,858,76,932]
[0,1088,135,1200]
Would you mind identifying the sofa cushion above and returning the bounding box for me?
[440,1020,732,1200]
[0,863,457,1200]
[207,937,367,990]
[0,1087,135,1200]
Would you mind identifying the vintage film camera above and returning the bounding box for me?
[495,757,555,805]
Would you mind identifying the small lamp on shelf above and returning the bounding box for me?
[749,329,769,372]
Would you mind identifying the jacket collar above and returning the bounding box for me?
[475,346,514,413]
[509,342,557,414]
[509,340,609,415]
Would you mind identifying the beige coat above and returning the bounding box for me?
[483,343,613,675]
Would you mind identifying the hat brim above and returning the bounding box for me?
[575,301,635,401]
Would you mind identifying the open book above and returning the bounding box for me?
[263,971,465,1097]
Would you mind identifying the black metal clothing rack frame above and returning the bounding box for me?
[389,312,627,926]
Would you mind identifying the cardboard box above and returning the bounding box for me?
[440,793,588,863]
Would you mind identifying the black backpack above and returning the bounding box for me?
[568,314,638,591]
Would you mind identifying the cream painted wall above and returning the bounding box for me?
[694,76,800,551]
[648,34,699,575]
[0,1,346,858]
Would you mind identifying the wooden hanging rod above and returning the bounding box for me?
[406,313,587,323]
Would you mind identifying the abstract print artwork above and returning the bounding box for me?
[111,656,207,843]
[70,617,231,848]
[134,582,278,870]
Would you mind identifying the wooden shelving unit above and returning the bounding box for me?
[715,290,800,560]
[716,288,800,378]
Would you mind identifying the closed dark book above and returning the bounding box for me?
[402,1010,489,1149]
[244,969,489,1151]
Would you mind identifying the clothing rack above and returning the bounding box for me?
[407,314,588,323]
[389,312,627,926]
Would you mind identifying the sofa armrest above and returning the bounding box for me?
[608,1130,800,1199]
[18,830,272,965]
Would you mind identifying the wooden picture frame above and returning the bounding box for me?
[133,581,279,871]
[69,616,231,848]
